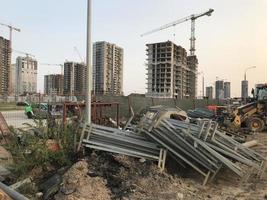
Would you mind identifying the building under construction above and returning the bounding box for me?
[63,62,86,96]
[44,74,64,95]
[0,37,11,97]
[146,41,197,99]
[16,56,38,95]
[93,41,123,95]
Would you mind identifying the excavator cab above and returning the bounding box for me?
[231,84,267,132]
[255,84,267,100]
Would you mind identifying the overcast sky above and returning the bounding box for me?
[0,0,266,97]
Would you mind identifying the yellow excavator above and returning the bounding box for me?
[231,84,267,132]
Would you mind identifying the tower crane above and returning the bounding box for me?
[74,46,85,63]
[0,23,21,70]
[141,9,214,56]
[0,22,21,48]
[39,63,64,75]
[13,49,34,58]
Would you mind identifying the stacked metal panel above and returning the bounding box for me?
[82,123,161,161]
[81,105,265,185]
[187,108,215,119]
[140,115,265,184]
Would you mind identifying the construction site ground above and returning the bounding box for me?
[54,131,267,200]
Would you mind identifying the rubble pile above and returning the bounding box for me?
[55,160,111,200]
[85,152,209,200]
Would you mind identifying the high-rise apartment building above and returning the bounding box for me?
[93,41,123,95]
[63,62,86,96]
[146,41,197,99]
[44,74,64,95]
[224,82,231,98]
[215,80,224,99]
[0,37,11,97]
[16,56,38,95]
[206,86,213,99]
[241,80,248,98]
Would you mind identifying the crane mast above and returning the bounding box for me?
[141,9,214,56]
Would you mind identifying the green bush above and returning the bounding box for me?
[6,119,77,177]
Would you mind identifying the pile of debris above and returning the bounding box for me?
[82,106,266,185]
[55,160,111,200]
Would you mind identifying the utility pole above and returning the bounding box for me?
[85,0,92,124]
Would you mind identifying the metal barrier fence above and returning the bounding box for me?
[0,94,225,130]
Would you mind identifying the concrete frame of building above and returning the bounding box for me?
[145,41,198,99]
[44,74,64,95]
[16,56,38,95]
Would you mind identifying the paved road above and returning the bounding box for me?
[1,110,35,128]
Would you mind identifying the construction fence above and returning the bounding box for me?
[95,95,220,119]
[0,94,221,129]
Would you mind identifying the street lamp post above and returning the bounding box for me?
[244,66,256,81]
[242,66,256,103]
[85,0,92,124]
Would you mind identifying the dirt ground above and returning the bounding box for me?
[54,160,111,200]
[55,132,267,200]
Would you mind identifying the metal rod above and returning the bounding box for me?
[0,181,29,200]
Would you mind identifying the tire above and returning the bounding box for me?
[247,117,265,132]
